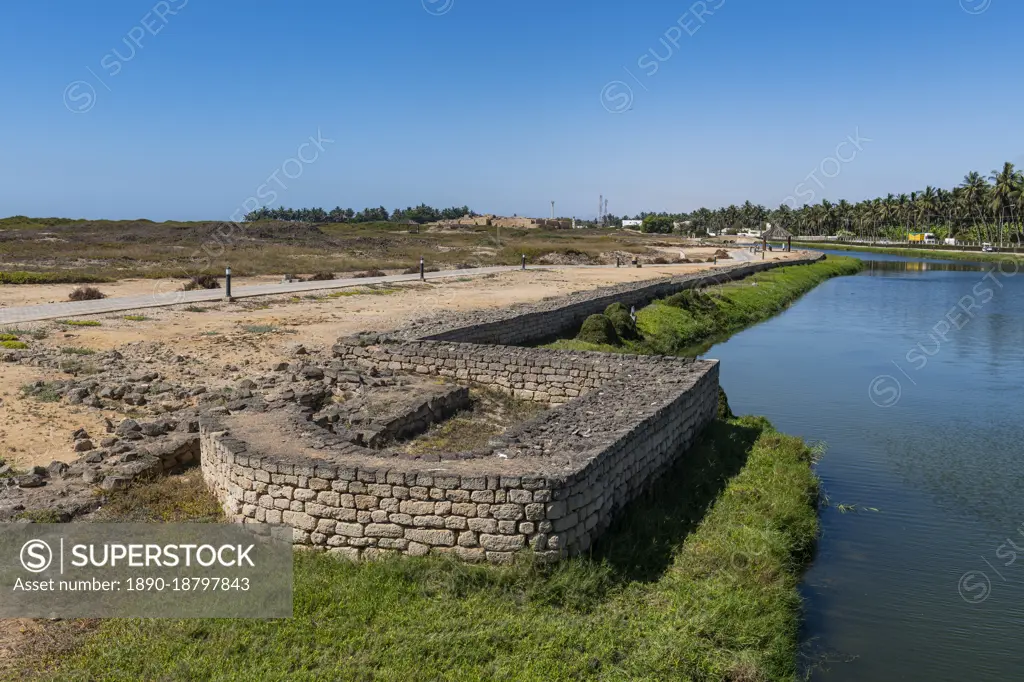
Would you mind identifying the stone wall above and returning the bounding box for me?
[333,340,694,405]
[394,254,824,346]
[200,359,717,562]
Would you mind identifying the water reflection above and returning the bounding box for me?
[703,247,1024,682]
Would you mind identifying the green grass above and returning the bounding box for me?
[56,319,101,327]
[122,315,150,322]
[548,256,863,356]
[796,241,1024,265]
[0,340,28,349]
[41,417,819,681]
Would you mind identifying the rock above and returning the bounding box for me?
[84,451,106,464]
[271,362,289,372]
[16,475,46,489]
[115,419,142,436]
[71,427,90,441]
[100,437,118,448]
[73,439,95,453]
[66,388,90,404]
[139,422,169,437]
[190,386,207,397]
[237,378,257,390]
[301,366,325,381]
[292,344,308,356]
[0,464,11,476]
[123,393,147,406]
[100,475,132,491]
[47,461,70,477]
[226,400,250,412]
[130,372,159,383]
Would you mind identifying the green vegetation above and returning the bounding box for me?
[44,416,819,681]
[60,347,95,356]
[576,313,620,346]
[19,382,62,403]
[122,315,150,322]
[550,257,863,355]
[0,271,112,285]
[95,469,224,523]
[1,340,28,349]
[14,509,64,523]
[641,214,675,234]
[56,319,101,327]
[603,302,638,340]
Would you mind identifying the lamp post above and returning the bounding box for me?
[521,254,526,270]
[224,266,233,301]
[420,257,425,281]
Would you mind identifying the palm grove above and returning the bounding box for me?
[644,162,1024,245]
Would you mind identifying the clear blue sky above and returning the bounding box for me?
[1,0,1020,221]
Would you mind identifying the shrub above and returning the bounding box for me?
[604,303,638,341]
[403,265,440,275]
[57,319,101,327]
[182,275,220,291]
[354,269,386,278]
[68,286,106,301]
[304,272,336,281]
[576,314,620,346]
[0,333,18,341]
[123,315,149,322]
[1,340,28,349]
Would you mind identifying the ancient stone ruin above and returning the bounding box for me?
[200,256,820,563]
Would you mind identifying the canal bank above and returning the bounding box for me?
[703,248,1024,681]
[791,241,1024,266]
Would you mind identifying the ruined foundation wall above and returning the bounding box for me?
[199,255,825,562]
[200,360,717,562]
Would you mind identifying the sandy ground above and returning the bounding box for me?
[0,251,801,469]
[0,275,285,308]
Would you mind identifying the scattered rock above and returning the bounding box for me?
[73,439,95,453]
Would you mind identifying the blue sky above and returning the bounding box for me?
[1,0,1021,221]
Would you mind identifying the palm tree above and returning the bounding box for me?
[989,162,1020,247]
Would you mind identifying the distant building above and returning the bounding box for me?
[622,219,643,228]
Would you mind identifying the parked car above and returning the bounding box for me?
[982,243,996,252]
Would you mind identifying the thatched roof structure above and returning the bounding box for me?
[761,224,792,240]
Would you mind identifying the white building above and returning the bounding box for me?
[622,219,642,228]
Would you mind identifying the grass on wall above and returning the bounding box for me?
[548,256,863,356]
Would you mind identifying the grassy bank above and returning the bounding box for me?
[549,256,863,355]
[40,417,818,681]
[795,241,1024,265]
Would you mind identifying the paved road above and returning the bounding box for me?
[0,259,731,325]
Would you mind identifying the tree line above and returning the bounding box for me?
[244,204,476,224]
[658,161,1024,244]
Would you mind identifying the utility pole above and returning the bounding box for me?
[551,201,555,220]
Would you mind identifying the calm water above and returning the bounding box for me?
[702,249,1024,681]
